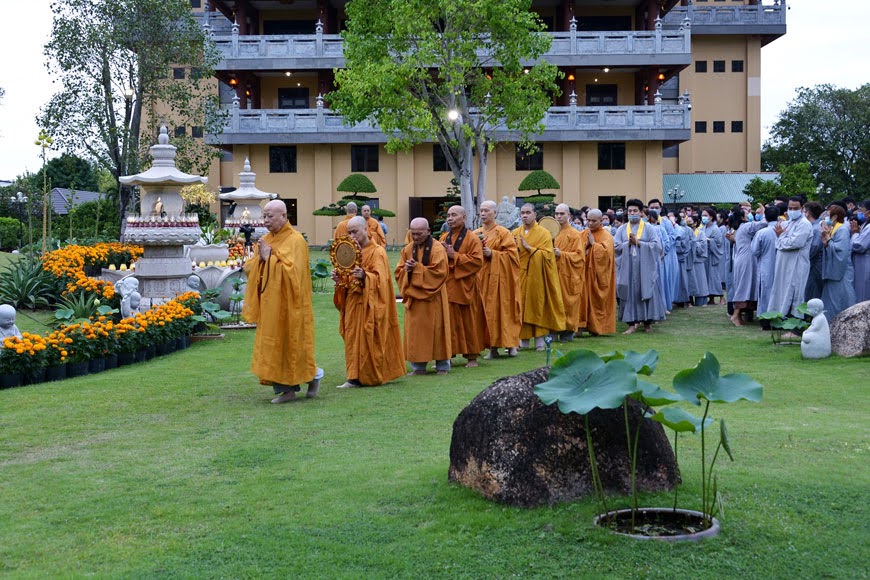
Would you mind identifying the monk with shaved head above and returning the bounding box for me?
[553,203,587,340]
[581,208,616,335]
[474,199,521,357]
[360,204,386,246]
[440,205,488,367]
[243,199,322,403]
[395,217,452,374]
[333,201,359,240]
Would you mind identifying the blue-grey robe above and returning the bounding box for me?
[821,224,856,319]
[730,221,768,303]
[688,227,709,300]
[674,224,691,304]
[804,219,824,301]
[703,223,724,296]
[852,223,870,303]
[752,224,778,315]
[767,217,813,317]
[614,221,667,323]
[656,218,678,310]
[719,224,731,297]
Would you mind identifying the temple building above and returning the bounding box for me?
[187,0,786,244]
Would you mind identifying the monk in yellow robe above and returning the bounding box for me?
[332,216,405,387]
[474,200,521,358]
[395,217,452,375]
[333,201,358,239]
[440,205,488,367]
[512,204,566,350]
[243,200,321,403]
[554,203,587,339]
[361,204,387,246]
[581,209,617,335]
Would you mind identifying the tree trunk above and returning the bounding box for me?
[473,139,489,229]
[459,141,474,227]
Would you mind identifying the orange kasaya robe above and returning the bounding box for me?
[365,216,387,246]
[512,222,566,339]
[440,227,489,358]
[473,223,521,349]
[333,216,352,239]
[394,237,452,363]
[333,242,405,385]
[555,224,587,331]
[242,223,317,386]
[583,227,617,335]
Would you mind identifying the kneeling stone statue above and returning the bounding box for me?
[801,298,831,359]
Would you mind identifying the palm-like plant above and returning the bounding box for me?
[0,258,57,310]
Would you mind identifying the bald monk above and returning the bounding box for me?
[333,201,358,239]
[395,218,452,374]
[512,204,566,350]
[439,205,488,367]
[554,203,587,340]
[474,200,522,358]
[360,204,387,246]
[580,209,616,335]
[331,216,405,388]
[243,200,322,403]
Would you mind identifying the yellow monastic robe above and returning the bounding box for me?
[512,222,566,338]
[242,223,317,386]
[333,216,352,239]
[473,223,521,348]
[365,216,387,246]
[440,228,488,357]
[333,242,405,385]
[555,224,587,331]
[394,238,452,362]
[583,227,617,335]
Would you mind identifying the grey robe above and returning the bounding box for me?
[752,224,778,315]
[730,221,768,303]
[767,217,813,317]
[674,225,691,303]
[688,227,709,299]
[703,223,724,296]
[821,224,856,319]
[719,224,731,297]
[804,220,824,301]
[614,221,667,323]
[852,223,870,303]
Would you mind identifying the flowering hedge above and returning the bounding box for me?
[42,243,144,300]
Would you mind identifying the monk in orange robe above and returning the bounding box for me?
[581,209,617,335]
[331,216,405,387]
[361,204,387,246]
[333,201,358,239]
[243,200,321,403]
[439,205,488,367]
[512,204,566,350]
[474,200,521,358]
[395,217,452,375]
[554,203,587,339]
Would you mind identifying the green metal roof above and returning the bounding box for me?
[662,173,779,205]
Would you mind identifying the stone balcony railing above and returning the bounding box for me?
[662,1,787,35]
[209,102,691,145]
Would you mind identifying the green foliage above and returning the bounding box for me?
[310,258,331,293]
[0,217,22,250]
[757,308,810,343]
[33,153,100,192]
[53,291,106,325]
[0,257,58,310]
[743,163,818,206]
[518,170,560,194]
[336,174,377,196]
[61,199,120,241]
[371,208,395,218]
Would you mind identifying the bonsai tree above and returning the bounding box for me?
[337,173,377,199]
[519,170,560,217]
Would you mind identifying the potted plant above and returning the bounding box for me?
[189,289,230,341]
[1,333,48,387]
[534,349,762,540]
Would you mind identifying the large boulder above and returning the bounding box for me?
[830,300,870,357]
[448,368,677,508]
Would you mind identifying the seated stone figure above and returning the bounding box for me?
[801,298,831,359]
[495,195,521,230]
[0,304,23,340]
[115,277,142,319]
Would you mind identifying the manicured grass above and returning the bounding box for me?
[1,271,866,577]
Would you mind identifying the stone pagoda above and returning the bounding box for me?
[120,125,206,302]
[220,157,276,242]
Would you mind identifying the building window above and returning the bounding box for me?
[662,143,680,159]
[190,0,201,7]
[220,147,233,163]
[586,84,617,106]
[174,125,186,137]
[269,146,297,173]
[713,60,726,73]
[278,88,309,109]
[284,198,298,226]
[695,121,707,133]
[173,67,185,80]
[598,195,626,211]
[190,67,202,80]
[351,145,379,172]
[713,121,725,133]
[731,121,744,133]
[732,60,744,73]
[433,145,450,172]
[597,143,625,170]
[695,61,707,73]
[515,145,543,171]
[191,126,204,138]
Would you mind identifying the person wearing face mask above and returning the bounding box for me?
[672,213,692,307]
[613,198,666,334]
[686,214,709,306]
[700,207,725,306]
[819,204,856,319]
[850,200,870,302]
[765,196,813,324]
[648,199,678,313]
[727,208,769,326]
[752,206,781,324]
[803,202,825,301]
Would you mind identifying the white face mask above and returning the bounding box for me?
[787,209,803,221]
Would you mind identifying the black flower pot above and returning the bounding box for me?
[155,342,171,356]
[117,352,136,366]
[145,346,156,360]
[0,373,24,389]
[88,358,106,374]
[134,350,147,363]
[105,353,118,370]
[175,336,188,350]
[45,364,68,382]
[67,361,90,378]
[24,368,47,386]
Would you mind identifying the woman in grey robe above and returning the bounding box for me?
[701,207,724,305]
[673,217,692,306]
[729,209,768,325]
[686,215,709,306]
[752,206,781,319]
[820,205,856,319]
[851,201,870,303]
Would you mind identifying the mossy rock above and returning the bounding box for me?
[518,170,560,195]
[337,174,377,196]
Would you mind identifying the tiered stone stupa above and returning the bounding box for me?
[120,125,207,302]
[220,157,276,242]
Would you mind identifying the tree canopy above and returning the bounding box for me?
[336,174,377,197]
[518,170,560,195]
[743,163,818,206]
[34,153,101,192]
[330,0,560,226]
[38,0,224,232]
[762,84,870,201]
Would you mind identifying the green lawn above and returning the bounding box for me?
[1,262,867,577]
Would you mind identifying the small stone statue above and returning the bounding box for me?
[240,207,251,223]
[187,274,203,292]
[495,195,521,229]
[115,277,142,319]
[801,298,831,359]
[0,304,23,340]
[152,197,165,217]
